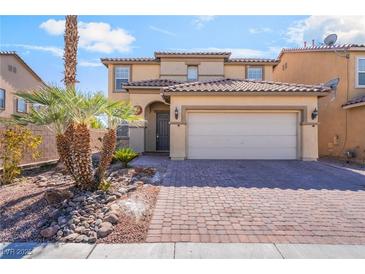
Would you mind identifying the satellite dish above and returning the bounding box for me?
[324,34,338,46]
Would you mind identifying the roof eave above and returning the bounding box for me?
[342,101,365,109]
[162,91,329,97]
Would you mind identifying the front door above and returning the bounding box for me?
[156,112,170,151]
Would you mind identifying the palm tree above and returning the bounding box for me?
[64,15,79,88]
[14,87,142,190]
[94,101,141,187]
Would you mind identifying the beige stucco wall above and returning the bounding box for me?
[169,95,319,160]
[224,65,246,79]
[0,55,44,118]
[160,57,225,81]
[273,50,365,162]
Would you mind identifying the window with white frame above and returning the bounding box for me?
[357,57,365,87]
[0,88,5,109]
[187,66,198,81]
[16,98,27,113]
[115,66,130,91]
[247,66,263,81]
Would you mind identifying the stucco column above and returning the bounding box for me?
[170,123,186,160]
[301,124,318,161]
[129,126,145,153]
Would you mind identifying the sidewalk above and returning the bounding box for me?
[1,242,365,259]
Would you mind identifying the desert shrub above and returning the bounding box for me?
[114,147,138,168]
[0,124,42,185]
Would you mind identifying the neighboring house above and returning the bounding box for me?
[273,44,365,163]
[0,51,46,118]
[102,51,330,161]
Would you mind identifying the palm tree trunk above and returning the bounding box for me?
[73,123,93,189]
[64,15,78,88]
[94,128,116,188]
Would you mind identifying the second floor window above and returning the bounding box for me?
[115,66,130,91]
[187,66,198,81]
[357,57,365,88]
[16,98,27,113]
[0,89,5,109]
[247,66,263,81]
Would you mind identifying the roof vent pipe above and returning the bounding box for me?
[312,39,315,47]
[304,41,307,47]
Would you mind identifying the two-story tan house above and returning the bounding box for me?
[102,51,330,161]
[273,44,365,163]
[0,51,45,118]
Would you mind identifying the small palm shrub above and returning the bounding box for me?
[114,147,139,168]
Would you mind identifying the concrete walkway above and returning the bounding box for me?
[1,242,365,259]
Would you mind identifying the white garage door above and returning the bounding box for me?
[187,112,298,160]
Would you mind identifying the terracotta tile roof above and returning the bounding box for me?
[227,58,279,64]
[101,57,158,62]
[154,51,231,57]
[124,79,184,88]
[342,95,365,108]
[278,44,365,58]
[162,78,331,94]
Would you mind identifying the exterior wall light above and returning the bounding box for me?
[174,107,179,120]
[311,108,318,120]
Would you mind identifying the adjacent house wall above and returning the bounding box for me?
[273,50,365,162]
[0,55,44,118]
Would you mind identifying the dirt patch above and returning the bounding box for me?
[97,185,159,243]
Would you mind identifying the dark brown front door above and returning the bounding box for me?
[156,112,170,151]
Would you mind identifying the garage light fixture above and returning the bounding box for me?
[174,107,179,120]
[311,108,318,120]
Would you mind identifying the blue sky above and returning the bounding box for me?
[1,15,364,95]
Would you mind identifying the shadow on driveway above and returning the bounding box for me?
[132,156,365,191]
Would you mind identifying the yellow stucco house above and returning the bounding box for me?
[273,44,365,163]
[101,51,330,161]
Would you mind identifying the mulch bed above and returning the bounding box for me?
[0,164,160,243]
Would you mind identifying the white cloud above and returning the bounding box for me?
[12,44,63,57]
[192,16,215,29]
[39,19,136,53]
[78,60,103,67]
[40,19,65,35]
[149,25,176,36]
[249,27,272,34]
[286,16,365,46]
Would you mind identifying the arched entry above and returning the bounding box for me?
[144,101,170,152]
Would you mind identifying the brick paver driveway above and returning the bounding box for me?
[133,157,365,244]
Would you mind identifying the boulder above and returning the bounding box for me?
[40,225,60,238]
[103,214,119,225]
[97,222,113,238]
[44,189,74,205]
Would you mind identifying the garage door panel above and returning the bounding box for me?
[188,147,297,160]
[189,125,296,136]
[187,112,298,160]
[188,135,297,148]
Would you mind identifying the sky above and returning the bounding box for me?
[1,15,364,95]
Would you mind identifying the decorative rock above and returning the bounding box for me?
[106,195,117,203]
[64,233,79,241]
[95,219,102,226]
[75,234,87,243]
[57,230,63,237]
[58,216,67,225]
[40,225,60,238]
[75,226,86,234]
[127,185,137,193]
[103,214,119,225]
[44,189,74,205]
[97,222,113,238]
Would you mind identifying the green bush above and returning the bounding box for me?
[114,147,138,168]
[0,124,42,185]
